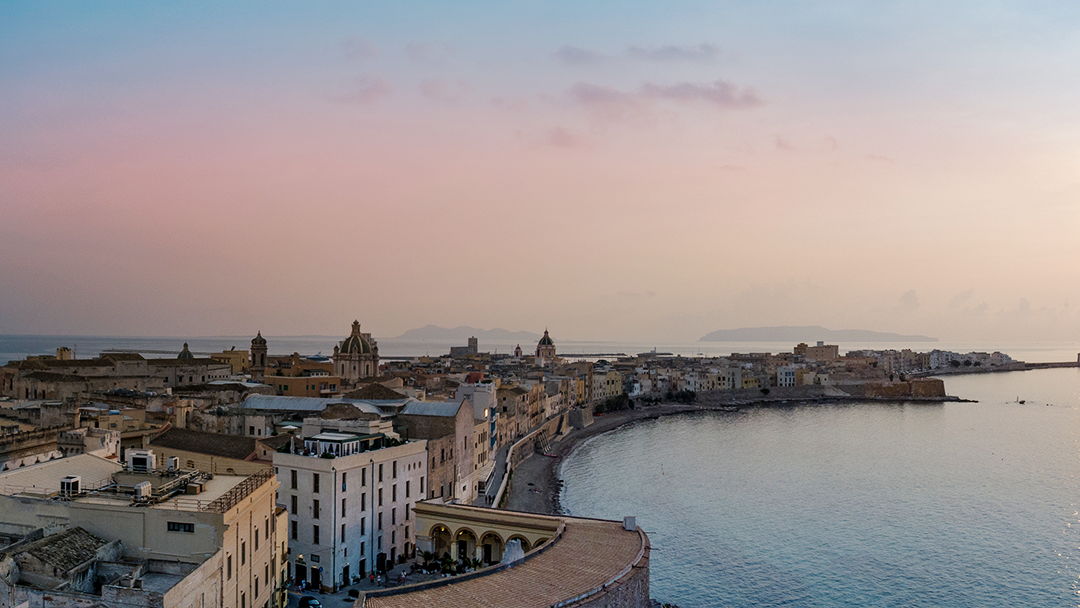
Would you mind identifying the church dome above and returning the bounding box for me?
[538,330,554,347]
[341,320,372,354]
[178,343,195,359]
[251,332,267,347]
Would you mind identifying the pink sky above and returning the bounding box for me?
[2,2,1079,342]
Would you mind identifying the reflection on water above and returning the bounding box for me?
[560,369,1080,608]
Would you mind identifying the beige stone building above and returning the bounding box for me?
[0,450,283,608]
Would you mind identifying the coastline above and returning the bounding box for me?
[505,391,967,516]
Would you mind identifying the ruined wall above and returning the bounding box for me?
[910,378,946,397]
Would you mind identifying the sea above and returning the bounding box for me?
[560,368,1080,607]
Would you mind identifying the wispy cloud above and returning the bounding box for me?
[553,45,607,65]
[867,154,894,162]
[626,44,720,62]
[333,75,393,105]
[544,126,587,148]
[419,79,470,104]
[893,289,920,314]
[491,97,529,111]
[554,43,723,65]
[342,36,378,60]
[405,42,454,62]
[566,79,764,121]
[949,288,974,308]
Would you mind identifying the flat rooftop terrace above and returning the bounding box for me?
[363,516,647,608]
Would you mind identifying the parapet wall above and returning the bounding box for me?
[566,538,650,608]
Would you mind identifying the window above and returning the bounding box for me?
[291,470,297,490]
[406,481,410,499]
[241,593,245,608]
[313,473,320,493]
[341,524,346,542]
[254,533,259,551]
[313,525,320,545]
[391,530,395,544]
[361,492,366,510]
[405,504,410,520]
[391,508,396,525]
[341,472,347,492]
[341,498,346,517]
[265,519,270,540]
[361,517,365,535]
[291,521,297,540]
[378,464,383,482]
[254,577,259,599]
[392,461,397,479]
[405,525,409,539]
[249,426,255,435]
[167,521,195,533]
[313,499,320,519]
[241,541,246,565]
[227,555,232,579]
[362,468,366,487]
[378,512,382,530]
[291,496,297,514]
[420,477,424,494]
[378,488,383,507]
[392,485,397,502]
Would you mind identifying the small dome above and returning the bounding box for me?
[538,330,554,347]
[178,343,195,360]
[340,320,372,354]
[251,331,267,347]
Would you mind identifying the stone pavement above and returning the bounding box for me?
[472,443,510,507]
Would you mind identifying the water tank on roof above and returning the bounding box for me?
[133,481,152,500]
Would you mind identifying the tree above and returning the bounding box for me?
[949,360,961,368]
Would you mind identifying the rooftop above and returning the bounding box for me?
[364,507,647,608]
[150,427,258,461]
[15,526,110,573]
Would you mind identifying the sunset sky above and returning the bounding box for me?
[2,2,1079,343]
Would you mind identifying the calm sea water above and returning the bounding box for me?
[560,368,1080,607]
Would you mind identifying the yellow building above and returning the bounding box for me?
[211,349,250,374]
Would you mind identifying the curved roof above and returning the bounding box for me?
[537,330,554,347]
[177,343,195,359]
[251,331,267,347]
[341,320,372,354]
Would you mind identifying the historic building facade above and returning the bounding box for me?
[333,321,380,383]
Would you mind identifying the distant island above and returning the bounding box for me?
[393,325,542,342]
[700,326,938,343]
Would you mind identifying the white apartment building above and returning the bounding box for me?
[777,366,798,388]
[275,430,426,591]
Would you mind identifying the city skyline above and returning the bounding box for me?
[3,2,1079,343]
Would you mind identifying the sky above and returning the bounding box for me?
[2,1,1079,343]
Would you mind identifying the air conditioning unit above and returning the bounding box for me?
[133,481,152,500]
[166,457,180,472]
[60,475,81,496]
[127,449,156,472]
[185,483,204,495]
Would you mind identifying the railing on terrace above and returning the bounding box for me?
[205,469,275,513]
